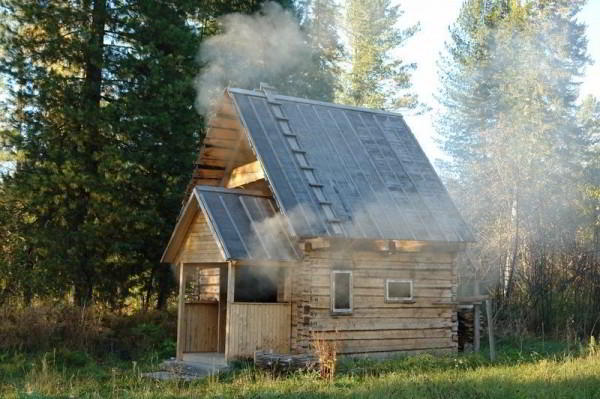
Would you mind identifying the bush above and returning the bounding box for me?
[0,304,176,361]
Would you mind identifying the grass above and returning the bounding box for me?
[1,339,600,398]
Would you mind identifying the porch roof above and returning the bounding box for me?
[161,186,298,263]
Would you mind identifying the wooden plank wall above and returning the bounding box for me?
[183,303,219,352]
[176,211,224,264]
[226,303,291,359]
[295,249,458,356]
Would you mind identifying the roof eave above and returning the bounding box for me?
[160,194,200,264]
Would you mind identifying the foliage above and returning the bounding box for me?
[337,0,420,111]
[437,0,598,337]
[0,0,300,308]
[2,340,600,398]
[0,0,207,308]
[291,0,345,102]
[0,304,176,360]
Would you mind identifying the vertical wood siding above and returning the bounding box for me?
[183,303,219,352]
[226,303,291,359]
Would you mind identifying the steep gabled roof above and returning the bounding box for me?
[161,186,298,263]
[227,88,473,243]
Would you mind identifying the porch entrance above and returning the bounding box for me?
[177,263,228,359]
[176,262,292,361]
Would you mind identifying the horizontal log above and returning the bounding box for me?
[311,275,453,287]
[310,287,451,298]
[189,178,221,186]
[203,136,240,148]
[313,328,451,341]
[210,116,241,130]
[310,318,454,331]
[337,338,453,354]
[306,252,455,265]
[196,169,226,179]
[309,307,453,319]
[307,265,453,275]
[196,158,229,168]
[254,351,318,372]
[217,99,238,115]
[310,296,455,310]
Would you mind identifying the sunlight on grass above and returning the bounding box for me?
[1,342,600,398]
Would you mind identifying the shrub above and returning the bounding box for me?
[0,304,176,360]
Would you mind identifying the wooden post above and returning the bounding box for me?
[217,264,228,353]
[224,261,235,360]
[486,299,496,361]
[474,281,481,352]
[176,262,185,361]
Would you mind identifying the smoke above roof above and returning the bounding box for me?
[195,2,310,116]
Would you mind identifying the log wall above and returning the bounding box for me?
[291,249,459,356]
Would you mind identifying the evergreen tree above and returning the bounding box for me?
[437,0,591,312]
[289,0,344,101]
[0,0,300,307]
[337,0,419,110]
[0,0,203,307]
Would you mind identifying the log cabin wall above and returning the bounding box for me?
[291,246,459,356]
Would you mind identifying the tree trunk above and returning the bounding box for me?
[71,0,106,306]
[503,191,519,299]
[156,265,174,310]
[74,282,93,307]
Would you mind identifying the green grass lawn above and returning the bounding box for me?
[2,340,600,398]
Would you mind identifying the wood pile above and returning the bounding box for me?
[458,306,475,352]
[254,351,318,373]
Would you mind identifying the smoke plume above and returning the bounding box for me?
[195,2,311,115]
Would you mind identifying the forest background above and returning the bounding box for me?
[0,0,599,354]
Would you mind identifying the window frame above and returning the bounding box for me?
[385,279,414,303]
[331,270,353,314]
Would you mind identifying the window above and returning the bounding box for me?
[331,271,352,313]
[386,279,413,302]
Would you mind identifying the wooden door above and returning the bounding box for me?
[183,302,219,352]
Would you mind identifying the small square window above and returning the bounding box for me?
[386,279,413,302]
[331,271,352,313]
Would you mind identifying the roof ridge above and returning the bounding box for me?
[227,87,406,118]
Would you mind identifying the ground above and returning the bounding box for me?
[1,340,600,398]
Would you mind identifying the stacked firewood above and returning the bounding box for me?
[458,306,475,351]
[254,351,318,374]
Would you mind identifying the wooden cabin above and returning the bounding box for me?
[161,87,473,362]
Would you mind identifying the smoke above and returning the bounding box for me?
[437,1,597,301]
[195,2,311,115]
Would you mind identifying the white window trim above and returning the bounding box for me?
[385,279,413,302]
[331,270,353,314]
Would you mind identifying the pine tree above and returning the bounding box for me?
[0,0,203,307]
[337,0,419,110]
[437,0,591,306]
[288,0,344,101]
[0,0,301,307]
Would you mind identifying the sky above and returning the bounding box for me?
[397,0,600,162]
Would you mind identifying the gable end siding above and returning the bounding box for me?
[175,211,224,264]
